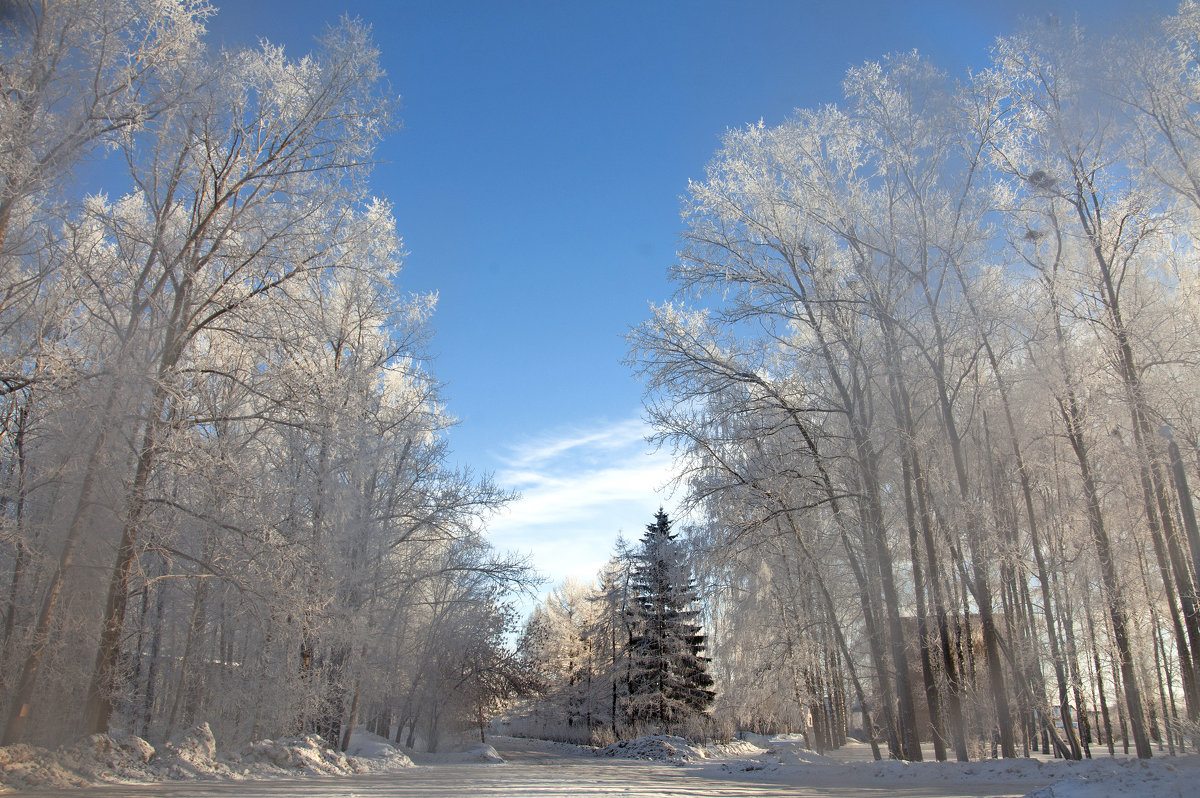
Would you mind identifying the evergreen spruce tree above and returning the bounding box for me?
[626,509,715,733]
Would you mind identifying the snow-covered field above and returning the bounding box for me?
[2,730,1197,797]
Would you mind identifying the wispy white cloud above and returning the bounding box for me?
[500,416,651,470]
[486,414,679,591]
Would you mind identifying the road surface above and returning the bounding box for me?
[17,737,1056,798]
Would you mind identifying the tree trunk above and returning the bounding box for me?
[1164,435,1200,605]
[982,338,1082,758]
[1059,582,1092,757]
[342,678,361,752]
[854,413,922,761]
[140,560,167,741]
[1086,603,1115,756]
[1060,389,1153,758]
[85,383,168,735]
[931,364,1015,758]
[1078,191,1200,720]
[2,403,30,648]
[166,562,211,736]
[886,353,948,761]
[3,381,121,744]
[778,513,881,760]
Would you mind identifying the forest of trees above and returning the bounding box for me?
[8,0,1200,770]
[516,510,714,743]
[625,4,1200,762]
[0,0,531,752]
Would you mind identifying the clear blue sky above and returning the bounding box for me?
[203,0,1174,596]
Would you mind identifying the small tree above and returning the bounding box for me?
[626,509,714,733]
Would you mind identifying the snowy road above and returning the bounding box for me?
[19,738,1055,798]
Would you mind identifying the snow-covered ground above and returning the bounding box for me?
[588,733,1198,796]
[2,730,1196,796]
[0,725,413,792]
[697,736,1199,797]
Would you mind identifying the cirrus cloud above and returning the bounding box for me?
[486,414,679,590]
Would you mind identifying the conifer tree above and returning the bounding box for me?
[626,509,715,732]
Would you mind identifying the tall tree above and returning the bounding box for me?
[626,509,714,733]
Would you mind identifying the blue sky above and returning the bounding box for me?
[202,0,1174,600]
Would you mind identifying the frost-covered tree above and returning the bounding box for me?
[591,553,635,739]
[626,509,714,733]
[0,0,207,260]
[519,579,606,739]
[631,4,1200,763]
[0,3,527,752]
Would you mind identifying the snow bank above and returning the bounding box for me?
[150,723,231,780]
[449,743,505,763]
[735,731,805,748]
[594,735,707,762]
[592,734,768,764]
[697,733,1200,797]
[759,739,828,767]
[0,723,413,792]
[345,731,395,759]
[0,742,93,790]
[232,734,357,776]
[1022,756,1198,798]
[409,743,505,764]
[708,738,767,758]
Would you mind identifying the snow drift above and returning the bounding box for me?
[0,724,413,791]
[594,735,709,763]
